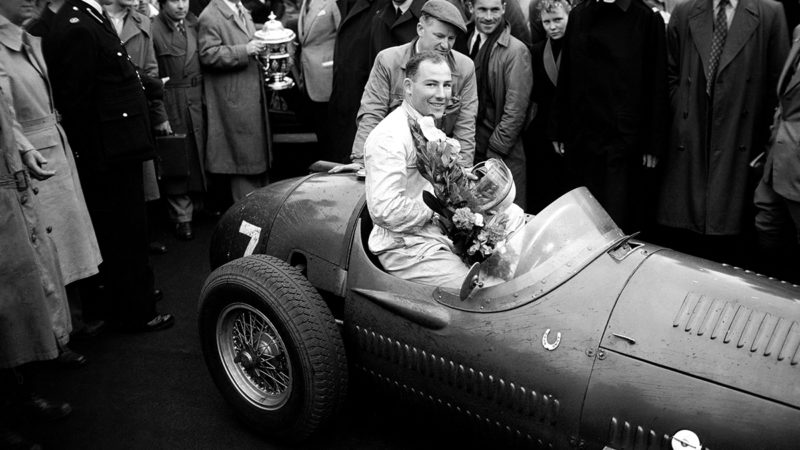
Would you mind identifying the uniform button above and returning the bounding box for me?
[117,52,123,56]
[46,226,53,233]
[32,187,39,195]
[31,232,37,243]
[20,194,28,204]
[122,113,128,117]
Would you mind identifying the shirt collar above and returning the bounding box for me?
[82,0,104,15]
[713,0,737,10]
[596,0,632,12]
[393,0,413,14]
[223,0,240,14]
[401,100,424,122]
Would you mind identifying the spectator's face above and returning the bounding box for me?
[404,60,452,119]
[116,0,136,7]
[161,0,188,21]
[0,0,36,24]
[473,0,504,35]
[417,17,457,54]
[541,5,568,40]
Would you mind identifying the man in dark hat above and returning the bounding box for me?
[331,0,477,173]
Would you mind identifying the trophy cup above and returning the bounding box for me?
[253,12,296,91]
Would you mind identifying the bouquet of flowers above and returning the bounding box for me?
[409,116,509,265]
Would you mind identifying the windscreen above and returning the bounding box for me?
[481,187,625,286]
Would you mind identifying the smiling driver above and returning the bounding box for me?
[364,52,470,289]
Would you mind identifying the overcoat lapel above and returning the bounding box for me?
[300,0,324,44]
[213,0,250,37]
[688,0,712,82]
[185,20,198,71]
[543,38,559,87]
[117,11,141,45]
[717,0,759,75]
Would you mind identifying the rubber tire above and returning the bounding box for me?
[198,254,348,442]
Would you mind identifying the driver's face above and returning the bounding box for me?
[405,60,452,119]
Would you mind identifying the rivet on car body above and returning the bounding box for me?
[585,349,594,357]
[597,350,606,360]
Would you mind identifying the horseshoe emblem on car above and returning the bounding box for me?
[542,329,561,351]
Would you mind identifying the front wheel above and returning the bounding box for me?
[198,255,347,442]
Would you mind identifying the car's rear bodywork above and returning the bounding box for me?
[208,173,800,449]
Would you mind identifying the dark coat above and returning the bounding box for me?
[763,26,800,202]
[43,0,155,169]
[152,12,206,193]
[553,0,668,157]
[198,0,271,175]
[657,0,789,235]
[329,0,388,163]
[25,6,56,37]
[368,0,425,63]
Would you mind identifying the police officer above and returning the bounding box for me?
[43,0,174,332]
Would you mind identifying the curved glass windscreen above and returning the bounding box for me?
[478,187,625,293]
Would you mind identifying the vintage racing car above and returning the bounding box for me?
[198,166,800,449]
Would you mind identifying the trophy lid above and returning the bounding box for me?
[254,12,296,44]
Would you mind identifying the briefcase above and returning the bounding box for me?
[155,134,190,178]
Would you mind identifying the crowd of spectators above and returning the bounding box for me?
[3,0,800,446]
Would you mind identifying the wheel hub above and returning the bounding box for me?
[234,350,256,369]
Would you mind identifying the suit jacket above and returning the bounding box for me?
[298,0,341,102]
[198,0,271,174]
[657,0,789,235]
[367,0,424,63]
[763,25,800,202]
[43,0,155,168]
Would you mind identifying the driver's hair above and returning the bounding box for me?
[406,51,448,81]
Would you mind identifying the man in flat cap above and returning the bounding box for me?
[331,0,478,173]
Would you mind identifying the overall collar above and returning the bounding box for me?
[0,15,23,52]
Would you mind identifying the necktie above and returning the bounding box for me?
[177,20,186,36]
[394,7,402,22]
[470,34,481,60]
[236,3,247,28]
[707,0,729,95]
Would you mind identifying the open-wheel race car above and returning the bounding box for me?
[198,165,800,449]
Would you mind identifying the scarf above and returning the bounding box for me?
[474,21,509,123]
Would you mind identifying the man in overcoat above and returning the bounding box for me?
[43,0,174,332]
[153,0,206,240]
[328,0,386,163]
[198,0,270,201]
[753,25,800,281]
[468,0,532,210]
[551,0,668,233]
[657,0,788,262]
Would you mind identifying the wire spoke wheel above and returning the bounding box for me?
[217,303,292,409]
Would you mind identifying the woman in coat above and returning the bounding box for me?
[198,0,271,201]
[0,2,101,343]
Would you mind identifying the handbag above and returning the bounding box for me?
[155,134,190,178]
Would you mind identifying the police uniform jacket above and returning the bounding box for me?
[43,0,155,170]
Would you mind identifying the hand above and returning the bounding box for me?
[154,121,173,136]
[552,141,565,156]
[22,150,55,180]
[246,40,267,56]
[642,154,659,168]
[328,163,363,174]
[160,76,170,86]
